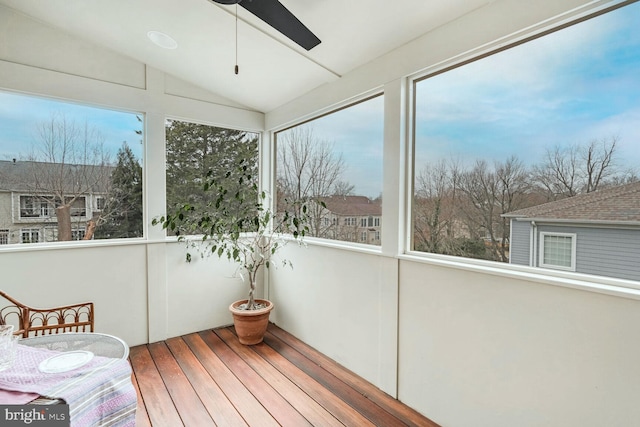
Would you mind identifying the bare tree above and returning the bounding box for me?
[532,137,625,200]
[414,160,455,253]
[583,137,617,193]
[24,114,112,241]
[332,181,355,196]
[277,125,348,237]
[277,126,345,198]
[493,156,530,259]
[456,156,529,262]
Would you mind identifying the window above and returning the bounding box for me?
[360,218,367,227]
[71,229,86,241]
[0,230,8,245]
[373,217,380,227]
[412,2,640,282]
[539,233,576,271]
[276,95,384,246]
[19,196,52,218]
[21,228,40,244]
[165,119,259,235]
[69,197,86,217]
[96,197,106,211]
[345,217,357,226]
[360,231,368,242]
[0,91,143,244]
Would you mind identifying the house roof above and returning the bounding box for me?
[503,181,640,223]
[0,160,112,194]
[320,195,381,216]
[0,0,492,113]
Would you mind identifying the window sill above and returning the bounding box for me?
[400,251,640,301]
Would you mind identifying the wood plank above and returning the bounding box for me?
[165,336,248,426]
[128,345,184,427]
[267,325,441,427]
[262,330,410,427]
[214,328,345,427]
[130,371,152,427]
[182,332,280,427]
[131,326,439,427]
[199,329,313,427]
[147,341,216,427]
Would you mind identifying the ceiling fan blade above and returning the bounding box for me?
[239,0,321,51]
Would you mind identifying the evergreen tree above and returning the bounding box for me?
[95,143,143,238]
[165,120,259,233]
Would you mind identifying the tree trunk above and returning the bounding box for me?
[83,219,97,240]
[56,205,72,241]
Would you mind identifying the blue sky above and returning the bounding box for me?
[0,92,143,162]
[298,95,385,198]
[414,1,640,173]
[290,2,640,199]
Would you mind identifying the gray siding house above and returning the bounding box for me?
[0,159,109,244]
[503,181,640,282]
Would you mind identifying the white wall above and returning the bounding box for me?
[269,243,399,395]
[164,242,250,338]
[271,245,640,427]
[0,243,149,345]
[398,259,640,427]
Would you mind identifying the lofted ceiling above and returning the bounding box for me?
[0,0,491,112]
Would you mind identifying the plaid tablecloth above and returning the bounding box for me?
[0,344,136,426]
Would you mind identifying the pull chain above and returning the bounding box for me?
[234,4,239,74]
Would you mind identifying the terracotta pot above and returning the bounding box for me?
[229,299,274,345]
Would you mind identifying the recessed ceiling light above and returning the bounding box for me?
[147,31,178,49]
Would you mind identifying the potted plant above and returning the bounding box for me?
[153,158,315,345]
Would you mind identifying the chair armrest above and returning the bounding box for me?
[0,291,94,338]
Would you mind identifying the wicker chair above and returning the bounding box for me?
[0,291,94,338]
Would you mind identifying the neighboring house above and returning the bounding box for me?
[317,195,382,245]
[0,159,109,244]
[503,181,640,282]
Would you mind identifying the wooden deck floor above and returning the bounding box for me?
[129,324,439,427]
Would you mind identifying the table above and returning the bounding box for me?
[20,332,129,359]
[0,339,137,426]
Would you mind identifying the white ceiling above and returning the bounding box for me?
[0,0,491,112]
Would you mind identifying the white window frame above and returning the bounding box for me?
[21,228,40,244]
[539,232,577,272]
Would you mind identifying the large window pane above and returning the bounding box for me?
[413,3,640,282]
[540,233,575,270]
[164,120,259,234]
[0,91,143,244]
[276,95,384,245]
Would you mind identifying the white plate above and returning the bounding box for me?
[38,351,94,373]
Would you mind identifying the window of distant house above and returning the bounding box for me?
[71,229,86,241]
[275,95,384,246]
[539,232,576,271]
[412,2,640,283]
[0,91,144,245]
[96,197,106,211]
[0,229,8,245]
[21,228,40,244]
[164,119,259,235]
